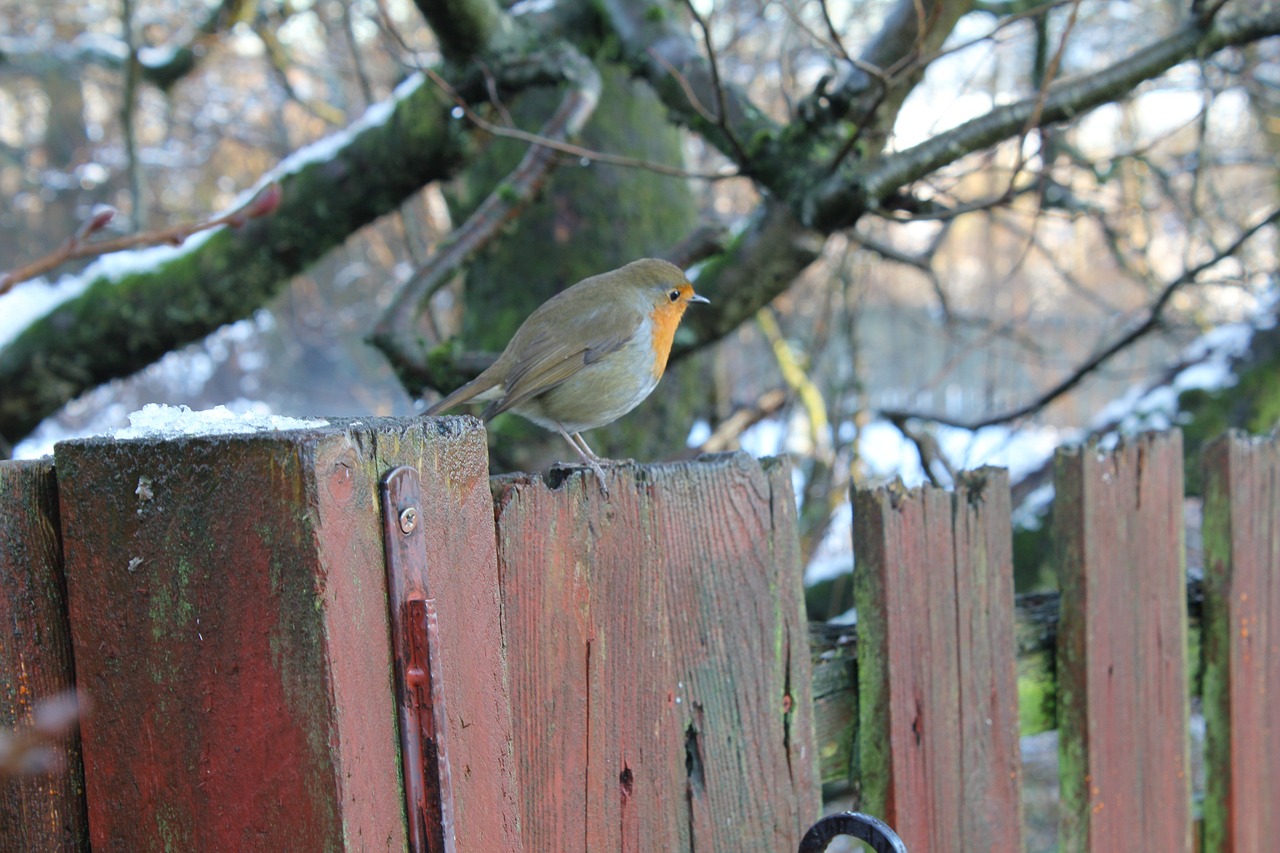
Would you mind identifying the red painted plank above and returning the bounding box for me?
[852,469,1023,853]
[1054,431,1191,853]
[1202,431,1280,853]
[53,417,519,852]
[494,454,818,853]
[0,459,89,851]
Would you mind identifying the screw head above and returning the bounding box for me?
[399,506,418,534]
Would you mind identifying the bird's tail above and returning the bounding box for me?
[424,372,502,417]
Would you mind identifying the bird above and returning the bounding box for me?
[424,258,710,494]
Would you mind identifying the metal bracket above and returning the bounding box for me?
[381,466,456,853]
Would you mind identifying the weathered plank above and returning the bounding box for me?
[1202,431,1280,853]
[0,459,89,851]
[377,418,523,853]
[493,454,818,853]
[53,417,520,852]
[808,578,1208,789]
[1054,431,1191,853]
[852,468,1023,852]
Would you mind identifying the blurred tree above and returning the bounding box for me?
[1,0,1278,576]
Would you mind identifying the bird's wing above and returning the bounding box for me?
[483,307,642,420]
[423,368,503,415]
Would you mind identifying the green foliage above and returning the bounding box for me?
[804,573,853,621]
[1013,518,1056,592]
[1178,324,1280,495]
[643,4,666,22]
[1017,651,1056,735]
[424,339,473,394]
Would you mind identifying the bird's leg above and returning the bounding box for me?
[572,433,635,466]
[553,422,609,496]
[571,432,600,460]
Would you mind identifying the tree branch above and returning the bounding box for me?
[879,206,1280,429]
[0,74,471,447]
[0,185,282,295]
[597,0,782,176]
[413,0,513,64]
[371,48,602,393]
[824,9,1280,226]
[0,0,250,91]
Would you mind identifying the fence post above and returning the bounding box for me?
[52,416,521,851]
[1202,431,1280,852]
[1054,431,1191,853]
[852,468,1023,852]
[0,459,89,850]
[493,453,818,852]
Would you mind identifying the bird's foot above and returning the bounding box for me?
[551,459,611,497]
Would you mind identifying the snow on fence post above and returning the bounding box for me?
[492,453,819,853]
[1053,431,1192,853]
[0,458,90,850]
[1201,431,1280,852]
[50,416,521,852]
[851,467,1024,853]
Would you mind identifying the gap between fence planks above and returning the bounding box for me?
[1202,431,1280,853]
[0,459,89,850]
[853,467,1023,852]
[493,453,819,853]
[1054,431,1191,853]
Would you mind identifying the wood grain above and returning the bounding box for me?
[52,417,519,852]
[1201,431,1280,853]
[1054,431,1191,853]
[0,459,89,851]
[852,468,1023,852]
[493,454,818,853]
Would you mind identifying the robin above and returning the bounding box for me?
[424,258,710,493]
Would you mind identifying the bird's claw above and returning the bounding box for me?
[551,460,611,497]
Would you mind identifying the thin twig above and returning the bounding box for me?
[0,184,283,295]
[422,67,734,181]
[682,0,752,164]
[646,46,720,123]
[878,206,1280,429]
[371,57,603,375]
[1005,0,1083,193]
[819,0,852,62]
[121,0,147,228]
[338,0,375,107]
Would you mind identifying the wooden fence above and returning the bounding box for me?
[811,429,1277,853]
[1,423,1277,852]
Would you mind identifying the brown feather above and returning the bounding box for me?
[423,368,503,416]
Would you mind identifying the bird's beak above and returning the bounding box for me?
[688,293,711,305]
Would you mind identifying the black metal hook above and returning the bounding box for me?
[797,812,908,853]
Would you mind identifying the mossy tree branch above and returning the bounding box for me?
[0,77,471,446]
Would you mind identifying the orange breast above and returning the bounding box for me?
[647,302,686,379]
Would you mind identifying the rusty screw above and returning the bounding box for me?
[399,506,418,534]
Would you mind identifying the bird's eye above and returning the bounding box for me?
[668,288,681,302]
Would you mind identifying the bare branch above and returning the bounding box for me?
[598,0,781,169]
[681,0,752,164]
[0,184,283,296]
[370,51,602,390]
[0,0,246,90]
[423,65,734,180]
[854,10,1280,213]
[879,207,1280,429]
